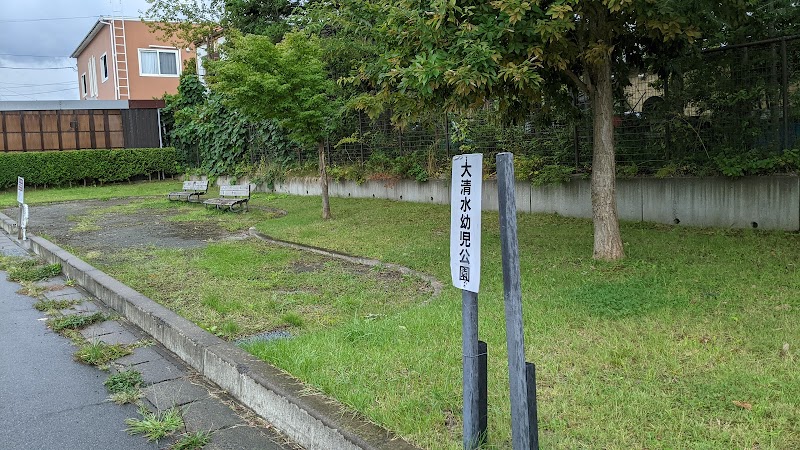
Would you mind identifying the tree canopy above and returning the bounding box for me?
[336,0,744,259]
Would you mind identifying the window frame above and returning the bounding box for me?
[100,53,108,82]
[81,73,87,97]
[137,48,181,77]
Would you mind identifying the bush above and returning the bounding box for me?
[0,148,179,189]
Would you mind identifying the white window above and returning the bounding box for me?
[89,56,97,98]
[88,56,98,97]
[81,73,87,97]
[138,49,180,77]
[100,53,108,82]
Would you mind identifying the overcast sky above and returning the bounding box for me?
[0,0,152,101]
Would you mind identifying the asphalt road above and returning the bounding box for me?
[0,271,159,450]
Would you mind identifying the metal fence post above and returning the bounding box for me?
[781,38,790,150]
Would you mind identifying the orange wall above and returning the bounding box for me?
[75,25,116,100]
[75,20,195,101]
[123,21,194,100]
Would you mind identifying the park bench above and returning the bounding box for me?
[167,180,209,203]
[203,184,250,212]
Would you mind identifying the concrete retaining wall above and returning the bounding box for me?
[214,175,800,231]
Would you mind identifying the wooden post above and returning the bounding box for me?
[1,112,8,152]
[103,110,111,148]
[38,110,44,150]
[56,110,64,150]
[88,110,97,149]
[20,112,27,151]
[497,152,532,450]
[462,289,480,449]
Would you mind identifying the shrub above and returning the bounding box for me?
[0,148,179,189]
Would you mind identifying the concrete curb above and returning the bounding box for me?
[0,211,421,450]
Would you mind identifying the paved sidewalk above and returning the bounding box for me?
[0,233,296,450]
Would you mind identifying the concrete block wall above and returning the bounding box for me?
[211,175,800,231]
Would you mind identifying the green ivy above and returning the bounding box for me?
[0,148,179,189]
[163,73,298,179]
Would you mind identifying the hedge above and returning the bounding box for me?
[0,148,179,189]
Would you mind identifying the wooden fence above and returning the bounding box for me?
[0,101,163,152]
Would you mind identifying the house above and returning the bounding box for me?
[70,17,195,101]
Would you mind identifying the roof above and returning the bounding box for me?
[70,17,164,59]
[0,100,165,111]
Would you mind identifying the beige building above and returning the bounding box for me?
[71,18,194,101]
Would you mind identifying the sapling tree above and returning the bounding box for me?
[206,31,339,219]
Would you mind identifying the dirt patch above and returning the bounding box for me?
[4,199,235,252]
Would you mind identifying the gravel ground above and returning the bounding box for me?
[4,198,234,252]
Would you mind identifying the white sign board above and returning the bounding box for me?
[450,153,482,293]
[17,177,24,204]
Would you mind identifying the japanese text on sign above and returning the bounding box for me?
[17,177,24,204]
[450,154,482,293]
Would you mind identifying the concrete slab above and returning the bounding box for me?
[135,359,186,384]
[59,300,101,316]
[0,244,28,257]
[43,290,85,302]
[182,397,244,432]
[144,379,209,410]
[94,329,140,345]
[34,278,67,289]
[116,346,163,366]
[80,320,128,340]
[206,426,284,450]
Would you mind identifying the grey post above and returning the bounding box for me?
[462,289,480,449]
[17,204,23,240]
[496,152,531,449]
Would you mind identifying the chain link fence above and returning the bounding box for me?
[326,36,800,175]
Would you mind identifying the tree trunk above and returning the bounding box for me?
[318,141,332,220]
[588,54,624,261]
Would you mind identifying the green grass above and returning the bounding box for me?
[0,180,177,207]
[89,239,431,339]
[246,196,800,450]
[105,369,144,394]
[15,183,800,449]
[6,260,61,282]
[75,340,132,366]
[171,431,211,450]
[48,312,105,333]
[34,298,81,313]
[105,370,144,404]
[126,407,184,442]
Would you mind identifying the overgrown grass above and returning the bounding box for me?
[75,340,132,367]
[34,298,80,313]
[48,312,105,333]
[105,370,144,404]
[105,369,143,394]
[245,196,800,450]
[20,185,800,449]
[6,260,61,282]
[89,239,431,339]
[126,407,183,442]
[171,431,211,450]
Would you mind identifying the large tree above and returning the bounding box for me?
[339,0,732,260]
[206,31,339,219]
[143,0,303,47]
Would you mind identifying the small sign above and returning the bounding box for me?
[450,153,482,293]
[17,177,24,204]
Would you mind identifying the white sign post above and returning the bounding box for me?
[16,177,25,240]
[450,153,484,449]
[450,154,482,292]
[17,177,24,204]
